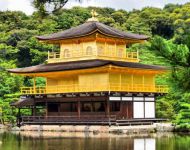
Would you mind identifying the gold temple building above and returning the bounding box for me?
[9,12,168,126]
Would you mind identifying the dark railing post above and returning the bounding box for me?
[106,97,111,126]
[78,101,81,119]
[45,100,48,120]
[17,108,21,127]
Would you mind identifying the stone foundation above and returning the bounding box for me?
[11,123,175,135]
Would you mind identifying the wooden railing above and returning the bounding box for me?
[47,51,139,63]
[20,115,117,125]
[21,84,168,95]
[18,116,167,126]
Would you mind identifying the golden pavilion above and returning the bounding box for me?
[9,11,168,126]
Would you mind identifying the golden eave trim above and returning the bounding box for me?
[9,65,167,77]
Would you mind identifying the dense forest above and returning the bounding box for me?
[0,2,190,129]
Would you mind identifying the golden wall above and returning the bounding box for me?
[60,41,97,57]
[47,76,78,87]
[46,78,58,86]
[46,72,155,87]
[109,73,154,85]
[79,73,109,86]
[59,41,126,58]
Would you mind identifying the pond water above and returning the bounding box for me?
[0,132,189,150]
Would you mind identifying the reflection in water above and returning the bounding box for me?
[134,139,155,150]
[0,132,189,150]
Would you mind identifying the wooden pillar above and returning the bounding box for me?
[126,102,129,119]
[17,108,21,127]
[31,107,34,116]
[58,103,61,116]
[45,100,48,117]
[32,102,36,116]
[120,101,123,119]
[32,106,36,116]
[78,101,81,119]
[106,97,110,118]
[106,97,111,126]
[34,106,36,116]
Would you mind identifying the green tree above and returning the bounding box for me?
[125,13,151,35]
[149,36,190,125]
[32,0,83,17]
[111,11,126,25]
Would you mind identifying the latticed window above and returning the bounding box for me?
[117,49,123,58]
[108,44,115,56]
[86,46,93,55]
[97,46,104,56]
[63,49,70,58]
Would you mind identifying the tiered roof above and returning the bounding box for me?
[37,21,148,42]
[8,59,167,74]
[8,12,167,74]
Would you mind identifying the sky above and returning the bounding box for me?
[0,0,189,15]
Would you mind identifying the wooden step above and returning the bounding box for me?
[116,122,153,126]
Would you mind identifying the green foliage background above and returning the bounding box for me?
[1,3,190,126]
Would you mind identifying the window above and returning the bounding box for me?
[81,102,105,112]
[97,46,104,56]
[145,102,155,118]
[110,102,120,112]
[133,97,155,119]
[108,44,115,57]
[133,102,144,118]
[81,102,92,112]
[63,49,70,58]
[108,44,114,51]
[48,103,59,112]
[117,49,123,58]
[60,103,77,112]
[93,102,105,112]
[86,46,93,55]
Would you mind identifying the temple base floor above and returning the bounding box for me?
[14,94,158,126]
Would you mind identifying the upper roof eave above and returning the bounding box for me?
[36,21,149,42]
[7,59,168,75]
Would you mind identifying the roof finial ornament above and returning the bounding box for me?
[87,9,99,22]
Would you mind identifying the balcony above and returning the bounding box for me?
[21,84,168,95]
[47,50,139,63]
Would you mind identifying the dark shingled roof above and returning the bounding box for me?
[36,21,149,41]
[8,59,167,74]
[10,98,34,107]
